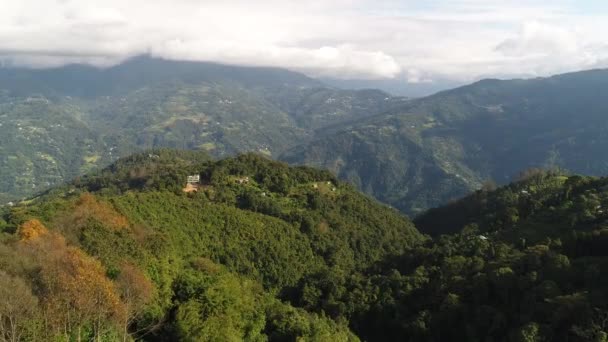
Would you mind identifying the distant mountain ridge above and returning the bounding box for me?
[0,55,322,97]
[0,56,405,203]
[4,56,608,217]
[283,68,608,215]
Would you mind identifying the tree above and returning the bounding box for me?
[510,322,541,342]
[53,193,130,238]
[40,246,125,341]
[115,262,154,341]
[17,219,126,341]
[17,219,48,242]
[174,272,266,342]
[0,271,39,342]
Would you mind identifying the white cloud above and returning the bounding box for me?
[0,0,607,81]
[490,20,608,77]
[495,21,580,58]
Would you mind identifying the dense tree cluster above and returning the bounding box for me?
[0,152,419,340]
[3,152,608,341]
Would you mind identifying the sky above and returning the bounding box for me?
[1,0,607,84]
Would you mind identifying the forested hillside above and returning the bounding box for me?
[284,69,608,215]
[376,170,608,341]
[3,151,608,341]
[0,150,421,341]
[0,56,404,204]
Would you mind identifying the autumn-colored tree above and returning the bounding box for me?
[0,271,39,342]
[59,248,126,341]
[116,262,154,341]
[54,193,129,235]
[17,219,48,242]
[17,219,126,341]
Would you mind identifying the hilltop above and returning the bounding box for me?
[0,150,421,341]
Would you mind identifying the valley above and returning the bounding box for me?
[5,57,608,218]
[0,57,406,204]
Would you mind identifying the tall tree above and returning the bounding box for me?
[0,271,39,342]
[116,262,154,341]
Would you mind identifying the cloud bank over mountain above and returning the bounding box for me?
[1,0,607,82]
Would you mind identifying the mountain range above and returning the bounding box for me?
[3,56,608,217]
[284,68,608,214]
[0,56,405,204]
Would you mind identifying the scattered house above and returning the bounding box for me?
[183,175,201,193]
[521,190,529,195]
[236,176,250,185]
[187,175,200,184]
[478,235,488,241]
[312,183,318,189]
[326,181,331,185]
[6,202,14,207]
[261,192,266,197]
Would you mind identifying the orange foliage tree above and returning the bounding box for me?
[17,219,126,341]
[54,193,130,234]
[18,219,48,242]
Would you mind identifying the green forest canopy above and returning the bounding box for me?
[1,151,608,341]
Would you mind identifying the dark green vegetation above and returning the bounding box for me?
[0,150,420,341]
[284,69,608,215]
[400,170,608,341]
[3,151,608,341]
[0,56,404,203]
